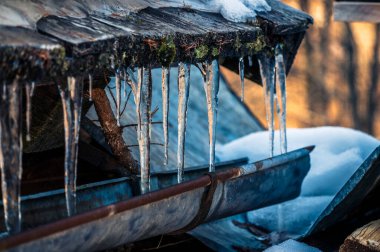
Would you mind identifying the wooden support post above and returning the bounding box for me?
[92,87,139,176]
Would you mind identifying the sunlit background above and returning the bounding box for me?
[223,0,380,137]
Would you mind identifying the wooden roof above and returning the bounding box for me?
[0,0,312,83]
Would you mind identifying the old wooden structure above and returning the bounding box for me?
[0,0,315,251]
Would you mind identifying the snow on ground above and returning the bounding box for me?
[216,127,379,196]
[192,127,379,251]
[264,239,321,252]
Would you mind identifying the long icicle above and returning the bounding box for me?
[58,76,84,216]
[123,69,127,98]
[30,81,36,97]
[239,57,245,102]
[115,69,121,127]
[138,67,152,194]
[204,60,220,172]
[0,80,23,234]
[275,44,287,153]
[258,55,275,157]
[161,66,170,166]
[25,82,32,142]
[177,62,191,183]
[88,74,93,101]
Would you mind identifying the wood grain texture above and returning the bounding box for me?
[334,2,380,23]
[340,219,380,251]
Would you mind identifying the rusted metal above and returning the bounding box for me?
[0,147,311,251]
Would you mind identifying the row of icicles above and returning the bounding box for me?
[0,44,287,235]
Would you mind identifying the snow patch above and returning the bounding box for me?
[192,127,379,251]
[264,239,321,252]
[216,127,379,196]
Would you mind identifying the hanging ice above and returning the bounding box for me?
[177,62,191,183]
[88,74,93,102]
[248,56,253,67]
[57,76,84,216]
[138,67,152,194]
[239,57,245,102]
[125,67,152,193]
[115,69,121,127]
[123,69,127,98]
[204,60,220,172]
[30,81,36,97]
[258,55,275,157]
[0,80,23,234]
[25,82,32,142]
[275,44,288,153]
[161,66,170,166]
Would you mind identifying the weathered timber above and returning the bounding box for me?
[0,0,312,78]
[0,26,64,83]
[340,219,380,252]
[334,1,380,23]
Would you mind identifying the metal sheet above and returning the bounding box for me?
[0,147,312,251]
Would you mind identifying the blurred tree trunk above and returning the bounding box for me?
[342,23,360,129]
[300,0,330,125]
[367,24,380,134]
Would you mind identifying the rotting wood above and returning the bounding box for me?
[92,86,139,176]
[0,0,312,83]
[0,26,64,83]
[340,219,380,252]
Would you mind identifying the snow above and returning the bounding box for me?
[191,127,379,251]
[264,239,321,252]
[216,127,379,196]
[0,0,271,29]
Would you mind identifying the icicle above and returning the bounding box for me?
[239,57,245,102]
[30,81,36,97]
[177,62,191,183]
[204,60,220,172]
[115,69,121,127]
[88,74,93,101]
[0,80,23,234]
[275,44,287,154]
[248,56,253,67]
[25,83,32,142]
[274,87,282,151]
[137,67,152,194]
[161,66,170,166]
[57,76,84,216]
[258,55,275,157]
[123,69,127,98]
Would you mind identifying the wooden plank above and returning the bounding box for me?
[0,26,64,82]
[0,0,312,78]
[34,0,311,69]
[334,2,380,23]
[340,219,380,251]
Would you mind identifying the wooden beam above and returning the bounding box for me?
[334,2,380,23]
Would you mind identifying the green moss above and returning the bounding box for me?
[211,47,219,57]
[245,35,266,54]
[234,36,242,51]
[195,45,209,59]
[157,37,176,67]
